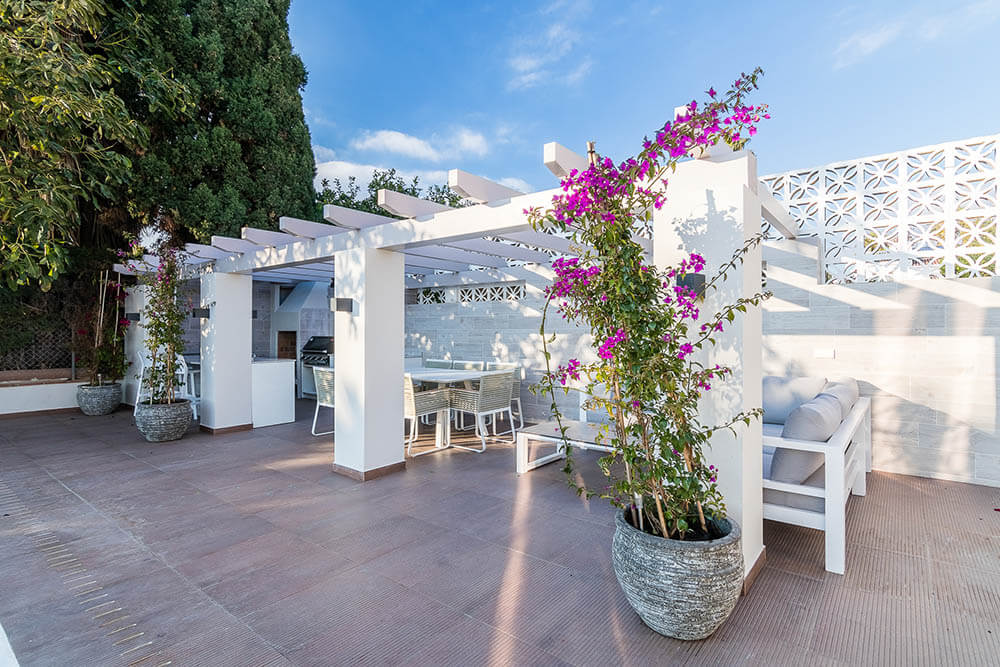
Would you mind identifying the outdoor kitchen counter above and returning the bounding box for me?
[251,358,296,427]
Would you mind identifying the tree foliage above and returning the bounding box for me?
[131,0,318,241]
[317,168,469,219]
[0,0,185,289]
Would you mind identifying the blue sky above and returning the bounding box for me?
[289,0,1000,195]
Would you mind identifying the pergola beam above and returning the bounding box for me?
[280,216,349,239]
[404,264,554,289]
[377,189,451,218]
[242,227,301,247]
[544,141,589,179]
[212,189,557,275]
[211,236,263,254]
[323,204,397,229]
[759,189,797,239]
[404,245,511,269]
[448,169,521,203]
[445,238,552,264]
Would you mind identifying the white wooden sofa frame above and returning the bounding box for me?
[762,396,872,575]
[516,422,611,474]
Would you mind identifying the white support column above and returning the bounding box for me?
[199,270,253,432]
[652,151,765,586]
[333,247,405,480]
[122,285,149,406]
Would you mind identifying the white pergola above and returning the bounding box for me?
[119,137,798,580]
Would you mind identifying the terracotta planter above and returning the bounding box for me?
[612,509,743,640]
[76,382,122,416]
[134,400,192,442]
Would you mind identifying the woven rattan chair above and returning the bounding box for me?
[311,367,335,436]
[486,361,524,429]
[448,370,515,452]
[451,360,485,429]
[424,359,451,369]
[405,373,450,456]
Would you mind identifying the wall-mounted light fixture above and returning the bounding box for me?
[191,307,211,319]
[332,298,353,313]
[125,312,140,322]
[677,273,707,301]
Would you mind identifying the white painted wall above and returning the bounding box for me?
[0,382,80,415]
[199,270,253,430]
[334,247,405,474]
[763,242,1000,487]
[653,150,764,578]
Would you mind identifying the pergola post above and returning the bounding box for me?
[652,151,765,587]
[122,285,149,406]
[199,270,253,433]
[333,247,405,480]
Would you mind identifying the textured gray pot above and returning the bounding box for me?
[134,400,192,442]
[612,509,743,640]
[76,383,122,416]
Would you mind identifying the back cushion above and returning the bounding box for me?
[822,380,859,419]
[770,394,842,484]
[762,376,827,424]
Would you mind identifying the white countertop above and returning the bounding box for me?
[251,358,296,365]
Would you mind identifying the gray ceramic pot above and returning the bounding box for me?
[76,382,122,416]
[612,509,743,640]
[134,400,192,442]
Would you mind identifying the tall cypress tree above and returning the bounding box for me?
[132,0,317,240]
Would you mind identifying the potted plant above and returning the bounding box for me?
[126,239,192,442]
[73,270,130,415]
[528,69,771,640]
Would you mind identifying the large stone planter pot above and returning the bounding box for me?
[134,400,192,442]
[612,509,743,640]
[76,382,122,416]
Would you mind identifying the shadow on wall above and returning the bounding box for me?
[762,242,1000,487]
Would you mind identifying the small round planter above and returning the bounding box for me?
[134,400,192,442]
[76,382,122,416]
[612,509,743,640]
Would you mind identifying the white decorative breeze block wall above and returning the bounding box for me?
[761,134,998,283]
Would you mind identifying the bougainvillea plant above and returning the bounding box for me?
[527,68,772,540]
[122,237,188,404]
[71,270,130,386]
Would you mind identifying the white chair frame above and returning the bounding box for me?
[405,374,450,456]
[486,362,524,429]
[448,371,515,453]
[311,367,335,436]
[133,352,199,420]
[762,397,872,575]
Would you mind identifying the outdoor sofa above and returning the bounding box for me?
[762,375,871,575]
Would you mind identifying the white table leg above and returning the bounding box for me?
[435,408,450,450]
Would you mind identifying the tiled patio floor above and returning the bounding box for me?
[1,403,998,665]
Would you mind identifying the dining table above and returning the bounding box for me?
[406,368,508,452]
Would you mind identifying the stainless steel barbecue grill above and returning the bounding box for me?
[298,336,334,398]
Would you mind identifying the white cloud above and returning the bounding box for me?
[833,22,903,69]
[918,0,1000,40]
[312,145,337,162]
[350,130,441,161]
[496,176,534,193]
[505,15,589,91]
[348,127,489,162]
[833,2,1000,69]
[313,159,447,193]
[452,128,489,158]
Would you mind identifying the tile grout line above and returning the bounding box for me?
[0,478,168,665]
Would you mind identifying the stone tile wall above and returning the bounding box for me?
[763,242,1000,487]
